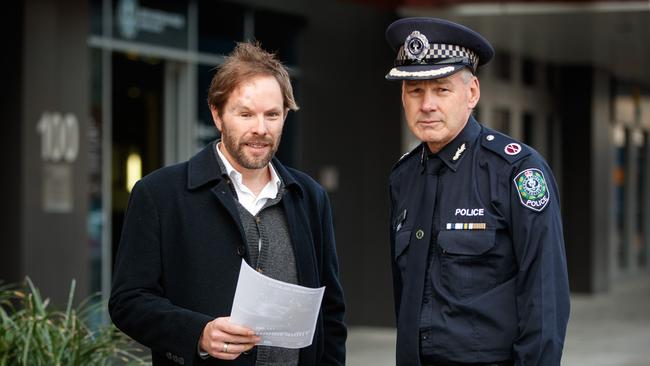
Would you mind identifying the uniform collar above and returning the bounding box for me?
[428,116,481,172]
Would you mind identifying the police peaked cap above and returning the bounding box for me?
[385,17,494,80]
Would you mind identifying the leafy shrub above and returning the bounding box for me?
[0,277,149,366]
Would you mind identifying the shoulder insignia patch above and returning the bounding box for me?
[504,143,521,155]
[481,129,531,164]
[514,168,550,212]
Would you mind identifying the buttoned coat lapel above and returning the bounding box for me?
[187,143,318,289]
[187,143,248,255]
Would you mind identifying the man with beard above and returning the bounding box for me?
[109,42,346,366]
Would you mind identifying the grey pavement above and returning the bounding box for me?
[346,273,650,365]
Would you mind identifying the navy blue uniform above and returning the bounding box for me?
[389,117,570,365]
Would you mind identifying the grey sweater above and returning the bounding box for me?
[216,153,300,366]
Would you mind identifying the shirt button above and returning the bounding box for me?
[423,297,429,304]
[237,245,246,256]
[415,229,424,239]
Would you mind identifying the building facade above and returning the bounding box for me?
[2,0,649,327]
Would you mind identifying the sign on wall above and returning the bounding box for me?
[115,0,188,49]
[36,111,80,213]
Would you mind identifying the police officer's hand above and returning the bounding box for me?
[199,317,260,360]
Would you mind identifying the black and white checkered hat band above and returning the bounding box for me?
[396,43,479,70]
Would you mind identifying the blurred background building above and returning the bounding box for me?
[1,0,649,330]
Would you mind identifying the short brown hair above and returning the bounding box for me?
[207,41,299,114]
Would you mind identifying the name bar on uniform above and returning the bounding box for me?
[445,222,487,230]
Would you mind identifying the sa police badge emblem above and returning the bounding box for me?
[514,168,549,212]
[404,31,430,62]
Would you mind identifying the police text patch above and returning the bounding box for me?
[514,168,549,212]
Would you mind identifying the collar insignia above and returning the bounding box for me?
[452,143,466,161]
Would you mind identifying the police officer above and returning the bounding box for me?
[386,18,570,366]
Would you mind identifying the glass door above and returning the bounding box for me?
[111,52,165,264]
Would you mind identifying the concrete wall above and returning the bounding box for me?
[241,0,401,325]
[19,0,90,305]
[298,3,400,327]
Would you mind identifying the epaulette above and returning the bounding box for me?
[480,128,531,164]
[391,143,423,172]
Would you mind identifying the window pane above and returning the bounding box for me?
[522,57,536,86]
[523,111,535,147]
[90,0,103,36]
[491,107,511,134]
[198,1,244,54]
[197,65,220,149]
[493,50,512,82]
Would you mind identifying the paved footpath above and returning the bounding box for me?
[347,273,650,366]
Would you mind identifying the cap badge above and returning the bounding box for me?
[404,31,430,62]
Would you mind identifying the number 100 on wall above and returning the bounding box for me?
[36,111,79,163]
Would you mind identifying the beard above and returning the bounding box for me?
[220,127,280,170]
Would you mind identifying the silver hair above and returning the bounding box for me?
[459,68,475,84]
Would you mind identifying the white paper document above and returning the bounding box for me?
[230,260,325,349]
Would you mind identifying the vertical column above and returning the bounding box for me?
[163,63,179,165]
[623,128,638,273]
[642,131,650,269]
[100,0,114,315]
[560,66,612,293]
[559,66,592,292]
[590,70,613,291]
[509,53,523,140]
[22,0,90,305]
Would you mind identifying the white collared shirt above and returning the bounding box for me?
[216,143,281,216]
[198,145,282,359]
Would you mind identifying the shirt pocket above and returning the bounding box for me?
[394,229,411,281]
[437,229,497,299]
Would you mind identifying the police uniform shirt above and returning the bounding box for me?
[389,117,570,365]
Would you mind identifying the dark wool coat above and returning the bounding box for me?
[109,142,346,366]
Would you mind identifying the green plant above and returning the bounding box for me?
[0,277,150,366]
